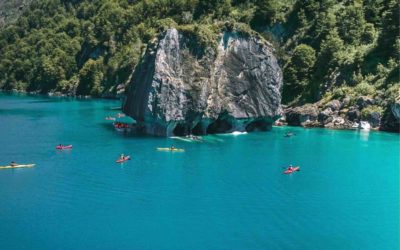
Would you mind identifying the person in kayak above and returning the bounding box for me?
[170,145,176,150]
[287,165,294,171]
[284,132,294,137]
[10,161,17,167]
[59,144,63,148]
[119,154,125,160]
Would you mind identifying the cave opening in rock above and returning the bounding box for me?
[245,119,270,132]
[173,123,187,136]
[206,119,233,134]
[192,122,204,135]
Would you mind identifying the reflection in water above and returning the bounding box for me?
[359,130,370,141]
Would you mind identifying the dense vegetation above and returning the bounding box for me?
[0,0,398,111]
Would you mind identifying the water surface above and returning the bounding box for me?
[0,93,399,249]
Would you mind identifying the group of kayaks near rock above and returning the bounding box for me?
[0,143,186,170]
[104,113,134,133]
[1,131,300,175]
[0,100,299,174]
[0,100,301,173]
[113,130,300,174]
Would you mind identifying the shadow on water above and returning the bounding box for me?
[99,123,117,132]
[27,99,75,104]
[98,123,154,140]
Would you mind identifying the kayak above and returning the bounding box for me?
[0,164,36,170]
[284,166,300,174]
[113,122,131,133]
[157,148,185,152]
[56,145,72,150]
[116,156,130,163]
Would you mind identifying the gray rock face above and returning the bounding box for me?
[325,100,341,111]
[380,101,400,132]
[356,96,374,109]
[285,103,356,129]
[368,112,381,128]
[392,101,400,120]
[347,106,360,121]
[123,28,282,136]
[285,104,319,126]
[318,108,333,124]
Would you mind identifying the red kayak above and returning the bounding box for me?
[116,156,130,163]
[56,145,73,150]
[284,166,300,174]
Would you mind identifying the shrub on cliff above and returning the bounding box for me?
[354,82,376,97]
[361,105,383,120]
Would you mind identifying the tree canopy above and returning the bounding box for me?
[0,0,397,102]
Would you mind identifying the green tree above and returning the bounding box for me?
[252,0,290,26]
[77,58,104,96]
[338,4,366,44]
[319,29,345,68]
[361,23,377,44]
[283,44,316,101]
[38,56,65,91]
[194,0,232,19]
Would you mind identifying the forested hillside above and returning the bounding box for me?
[0,0,398,108]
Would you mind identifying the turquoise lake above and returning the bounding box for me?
[0,93,399,249]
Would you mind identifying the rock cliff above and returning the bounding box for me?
[123,28,282,136]
[381,101,400,132]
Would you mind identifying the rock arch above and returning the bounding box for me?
[245,119,271,132]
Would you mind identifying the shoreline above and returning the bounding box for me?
[274,122,400,134]
[281,101,400,134]
[0,89,123,101]
[272,124,394,134]
[2,89,398,134]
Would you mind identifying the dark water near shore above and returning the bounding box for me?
[0,93,399,249]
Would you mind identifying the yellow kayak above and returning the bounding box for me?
[0,164,36,170]
[157,148,185,152]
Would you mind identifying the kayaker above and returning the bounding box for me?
[120,154,125,160]
[285,132,293,137]
[170,145,176,150]
[10,161,17,167]
[288,165,293,171]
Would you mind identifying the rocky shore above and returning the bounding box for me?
[280,97,400,132]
